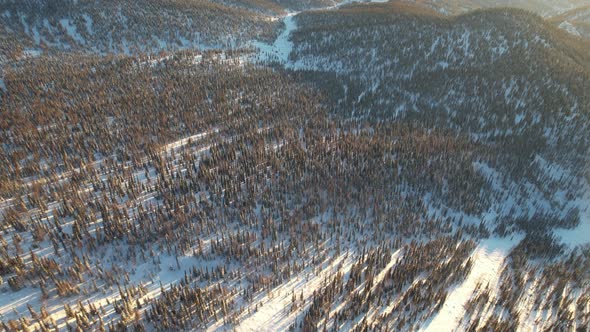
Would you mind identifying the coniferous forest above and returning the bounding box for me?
[0,0,589,331]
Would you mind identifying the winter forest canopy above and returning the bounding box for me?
[0,0,589,331]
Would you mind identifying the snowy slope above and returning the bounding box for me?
[1,0,589,331]
[423,236,523,331]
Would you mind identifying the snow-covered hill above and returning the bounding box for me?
[0,1,589,331]
[404,0,590,17]
[399,0,590,38]
[0,0,281,57]
[290,4,590,153]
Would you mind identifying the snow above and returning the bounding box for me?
[162,130,215,153]
[346,249,402,329]
[59,18,86,45]
[473,161,572,221]
[23,48,42,58]
[394,103,406,117]
[122,37,130,55]
[421,157,588,329]
[559,21,581,36]
[0,131,219,329]
[31,26,41,45]
[554,195,590,247]
[19,13,29,36]
[459,28,472,57]
[252,12,298,64]
[2,0,588,329]
[154,35,168,49]
[531,155,590,247]
[227,253,354,332]
[436,61,449,69]
[251,0,393,66]
[422,235,523,332]
[533,35,550,48]
[178,35,190,47]
[504,78,516,103]
[82,13,94,35]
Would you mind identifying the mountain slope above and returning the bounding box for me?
[404,0,590,16]
[291,4,590,154]
[0,1,589,331]
[397,0,590,39]
[0,51,497,330]
[0,0,281,58]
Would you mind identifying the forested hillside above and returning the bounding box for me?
[0,0,281,59]
[291,4,590,159]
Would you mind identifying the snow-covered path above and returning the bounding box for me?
[228,254,355,332]
[251,0,391,65]
[422,236,523,332]
[252,13,299,64]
